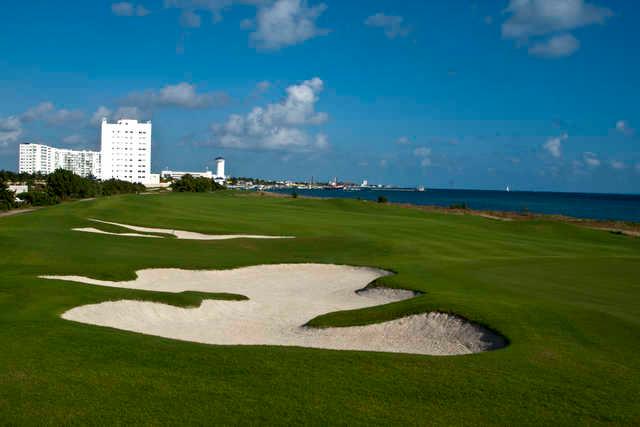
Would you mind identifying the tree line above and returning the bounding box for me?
[0,169,146,211]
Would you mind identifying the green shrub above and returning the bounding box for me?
[170,175,225,193]
[0,180,14,211]
[101,179,145,196]
[377,196,388,204]
[449,202,468,210]
[46,169,99,200]
[17,191,60,206]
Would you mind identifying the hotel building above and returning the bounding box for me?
[19,143,101,178]
[100,118,152,183]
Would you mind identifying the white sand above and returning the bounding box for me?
[84,219,294,240]
[44,264,505,355]
[73,227,162,238]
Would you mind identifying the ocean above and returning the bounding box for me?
[270,188,640,223]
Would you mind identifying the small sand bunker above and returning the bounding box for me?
[72,227,162,238]
[73,219,294,240]
[43,264,505,356]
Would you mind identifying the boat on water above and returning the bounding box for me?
[506,186,510,192]
[417,185,425,192]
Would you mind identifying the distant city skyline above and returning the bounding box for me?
[0,1,639,193]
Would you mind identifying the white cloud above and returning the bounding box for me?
[112,2,150,17]
[379,159,388,168]
[610,160,626,170]
[502,0,612,39]
[256,80,271,92]
[125,82,230,109]
[91,106,113,126]
[211,77,328,151]
[365,13,411,39]
[314,133,329,150]
[502,0,612,58]
[113,106,146,121]
[0,116,22,147]
[180,10,201,27]
[21,102,54,122]
[413,146,432,168]
[47,109,85,125]
[249,0,329,50]
[583,151,600,167]
[543,133,568,158]
[62,134,87,145]
[20,101,84,125]
[616,120,634,136]
[528,33,580,58]
[395,136,410,145]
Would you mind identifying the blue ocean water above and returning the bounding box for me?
[270,188,640,222]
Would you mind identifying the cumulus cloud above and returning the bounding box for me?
[62,134,87,145]
[165,0,246,25]
[610,160,626,170]
[91,106,113,126]
[180,9,201,27]
[125,82,230,109]
[20,101,84,125]
[502,0,612,58]
[249,0,329,50]
[543,133,568,158]
[210,77,328,151]
[112,2,150,17]
[528,33,580,58]
[395,136,410,145]
[365,13,411,39]
[583,151,600,167]
[91,105,147,124]
[413,146,432,167]
[616,120,634,136]
[502,0,612,39]
[0,116,22,147]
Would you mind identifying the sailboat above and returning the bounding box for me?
[506,186,510,192]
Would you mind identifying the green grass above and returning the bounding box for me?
[0,192,639,425]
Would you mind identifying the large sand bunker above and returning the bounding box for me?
[73,219,294,240]
[42,264,506,356]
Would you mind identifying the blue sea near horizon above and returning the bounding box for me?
[270,188,640,223]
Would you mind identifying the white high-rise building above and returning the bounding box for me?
[19,143,101,178]
[100,118,152,183]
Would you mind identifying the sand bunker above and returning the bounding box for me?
[73,219,294,240]
[43,264,505,356]
[72,227,162,238]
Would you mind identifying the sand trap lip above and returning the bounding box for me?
[43,264,506,356]
[73,227,162,238]
[81,219,294,240]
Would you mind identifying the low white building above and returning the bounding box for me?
[19,143,101,178]
[162,157,226,184]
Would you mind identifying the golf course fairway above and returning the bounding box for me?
[1,192,638,424]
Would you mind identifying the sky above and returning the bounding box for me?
[0,0,638,193]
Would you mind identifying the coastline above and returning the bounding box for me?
[255,190,640,237]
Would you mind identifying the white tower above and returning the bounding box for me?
[215,157,225,180]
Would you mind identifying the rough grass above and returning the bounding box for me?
[0,192,639,425]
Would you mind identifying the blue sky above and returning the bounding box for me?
[0,0,638,193]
